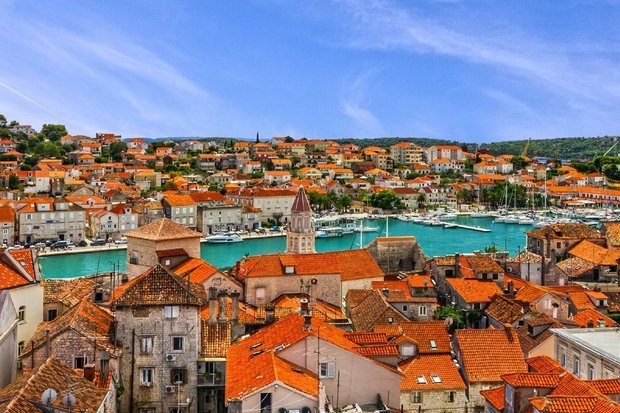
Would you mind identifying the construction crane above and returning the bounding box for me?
[520,138,531,158]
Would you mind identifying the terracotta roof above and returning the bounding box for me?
[236,250,384,281]
[507,250,545,264]
[172,257,221,284]
[354,344,400,357]
[480,386,505,410]
[526,223,602,240]
[568,240,620,266]
[446,278,501,303]
[0,357,109,412]
[291,186,311,213]
[517,313,565,355]
[201,321,232,358]
[271,294,346,322]
[163,194,196,206]
[226,313,397,400]
[21,298,116,357]
[344,332,388,345]
[0,205,15,222]
[567,291,597,311]
[556,256,597,278]
[189,191,226,203]
[400,354,466,390]
[526,355,565,374]
[485,294,527,324]
[603,222,620,248]
[529,395,620,413]
[346,289,408,331]
[43,278,95,306]
[111,264,206,307]
[589,379,620,395]
[502,372,561,388]
[467,255,504,274]
[572,308,618,328]
[455,326,528,383]
[0,260,29,290]
[125,218,201,241]
[406,274,433,288]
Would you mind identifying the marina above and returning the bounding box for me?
[40,215,533,278]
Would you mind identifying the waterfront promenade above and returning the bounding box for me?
[38,216,533,278]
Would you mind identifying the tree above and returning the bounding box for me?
[34,142,61,158]
[368,190,404,210]
[40,124,68,141]
[0,114,6,127]
[510,156,528,170]
[456,189,473,205]
[109,141,128,162]
[8,174,19,190]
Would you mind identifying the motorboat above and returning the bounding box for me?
[315,227,344,238]
[205,232,244,243]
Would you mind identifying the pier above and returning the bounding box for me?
[442,222,491,232]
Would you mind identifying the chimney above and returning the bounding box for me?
[303,313,312,331]
[507,281,514,297]
[300,297,309,315]
[218,290,228,323]
[265,304,275,324]
[587,319,595,328]
[504,323,513,342]
[83,363,95,381]
[454,254,460,277]
[231,290,240,324]
[208,287,218,324]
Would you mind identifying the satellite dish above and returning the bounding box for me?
[41,388,58,405]
[445,317,454,327]
[62,393,76,408]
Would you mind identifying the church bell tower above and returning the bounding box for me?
[286,187,315,254]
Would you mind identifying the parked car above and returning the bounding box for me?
[77,240,88,247]
[30,242,46,249]
[50,240,72,249]
[90,238,107,246]
[269,226,281,232]
[114,237,127,245]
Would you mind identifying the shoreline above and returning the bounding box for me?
[37,230,287,257]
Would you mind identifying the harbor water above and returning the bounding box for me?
[39,216,533,279]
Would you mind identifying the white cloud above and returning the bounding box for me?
[340,69,384,136]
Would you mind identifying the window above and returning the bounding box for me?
[140,337,153,354]
[172,336,184,352]
[402,344,414,357]
[588,364,594,380]
[171,368,188,384]
[411,391,422,404]
[492,273,499,280]
[47,309,58,321]
[430,340,437,350]
[18,341,24,356]
[430,374,442,384]
[18,306,25,322]
[419,306,427,316]
[319,362,336,379]
[446,391,456,403]
[560,350,566,367]
[255,287,266,301]
[74,356,87,369]
[164,306,179,319]
[402,305,408,312]
[416,375,427,384]
[140,368,153,386]
[573,356,580,375]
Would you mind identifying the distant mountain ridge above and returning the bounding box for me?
[140,135,620,160]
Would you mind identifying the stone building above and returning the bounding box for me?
[190,191,242,234]
[162,194,198,229]
[286,186,315,254]
[525,223,604,264]
[111,264,205,413]
[15,197,86,244]
[366,236,425,275]
[19,298,118,377]
[125,218,202,279]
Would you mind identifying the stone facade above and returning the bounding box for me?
[400,389,468,413]
[0,291,17,387]
[116,305,200,413]
[286,187,315,254]
[366,236,425,275]
[244,273,341,307]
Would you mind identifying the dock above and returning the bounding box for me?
[442,222,491,232]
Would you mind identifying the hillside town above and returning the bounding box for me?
[0,119,619,413]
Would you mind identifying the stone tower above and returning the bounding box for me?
[286,187,315,254]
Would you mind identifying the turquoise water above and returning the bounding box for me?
[39,216,532,278]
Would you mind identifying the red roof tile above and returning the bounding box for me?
[400,353,466,390]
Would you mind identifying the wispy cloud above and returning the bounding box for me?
[340,68,384,136]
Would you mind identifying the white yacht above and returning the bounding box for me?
[205,232,244,243]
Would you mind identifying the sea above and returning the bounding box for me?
[38,216,533,279]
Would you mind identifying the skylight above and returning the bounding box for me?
[250,341,263,350]
[430,340,437,349]
[416,375,427,384]
[431,374,442,384]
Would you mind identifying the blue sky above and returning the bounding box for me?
[1,0,620,142]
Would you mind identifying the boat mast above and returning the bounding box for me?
[386,216,389,238]
[360,219,363,249]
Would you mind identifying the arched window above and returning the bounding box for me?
[18,306,25,322]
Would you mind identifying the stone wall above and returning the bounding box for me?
[126,237,201,279]
[244,274,341,307]
[116,305,200,413]
[400,389,468,413]
[366,237,426,276]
